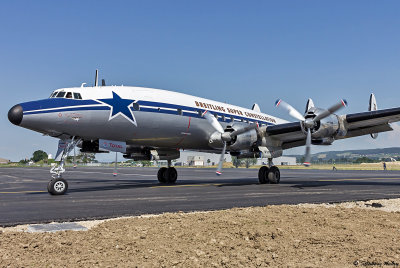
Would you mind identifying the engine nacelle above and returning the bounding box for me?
[307,114,340,139]
[208,123,258,151]
[229,129,258,151]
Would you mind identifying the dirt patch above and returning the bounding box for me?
[1,200,400,267]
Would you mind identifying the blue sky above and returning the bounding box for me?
[1,1,400,161]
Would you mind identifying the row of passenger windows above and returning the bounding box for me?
[50,91,82,99]
[144,105,265,125]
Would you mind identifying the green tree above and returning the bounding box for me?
[353,157,375,164]
[141,160,152,167]
[232,156,243,168]
[31,150,48,162]
[244,158,257,168]
[76,153,95,163]
[19,159,29,164]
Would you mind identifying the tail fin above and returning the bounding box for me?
[305,98,315,113]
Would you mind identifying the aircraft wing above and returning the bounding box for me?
[265,107,400,149]
[339,107,400,139]
[265,122,306,149]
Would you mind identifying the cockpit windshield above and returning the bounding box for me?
[56,92,66,98]
[49,91,82,99]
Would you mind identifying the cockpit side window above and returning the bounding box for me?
[65,92,73,99]
[50,92,58,98]
[56,92,66,98]
[73,93,82,99]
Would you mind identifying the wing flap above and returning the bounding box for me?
[338,124,393,139]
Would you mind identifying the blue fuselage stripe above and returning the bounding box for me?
[21,99,276,126]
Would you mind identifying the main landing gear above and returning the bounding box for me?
[157,160,178,184]
[48,137,81,195]
[258,159,280,184]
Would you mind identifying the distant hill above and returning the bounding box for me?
[286,147,400,162]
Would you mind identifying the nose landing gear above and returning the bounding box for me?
[48,137,81,195]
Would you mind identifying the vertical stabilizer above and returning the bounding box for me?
[369,93,378,139]
[305,98,315,113]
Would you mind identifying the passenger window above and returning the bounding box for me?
[177,108,183,115]
[56,92,66,98]
[65,92,73,99]
[73,93,82,99]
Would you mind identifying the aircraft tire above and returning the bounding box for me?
[48,178,68,195]
[164,167,177,183]
[157,167,167,183]
[258,166,269,184]
[268,166,280,184]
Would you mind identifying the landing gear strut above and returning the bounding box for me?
[48,137,81,195]
[157,160,178,184]
[258,158,280,184]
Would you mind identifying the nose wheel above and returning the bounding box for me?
[48,178,68,195]
[258,166,280,184]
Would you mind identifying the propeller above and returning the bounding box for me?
[202,110,258,175]
[276,99,347,166]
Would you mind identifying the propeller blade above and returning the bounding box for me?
[313,99,347,122]
[275,99,305,121]
[303,128,312,167]
[216,142,227,175]
[202,110,224,134]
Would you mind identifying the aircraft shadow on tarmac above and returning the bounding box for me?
[25,177,400,195]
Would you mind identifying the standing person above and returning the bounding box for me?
[383,162,387,170]
[332,162,337,171]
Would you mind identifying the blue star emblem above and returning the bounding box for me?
[97,92,137,126]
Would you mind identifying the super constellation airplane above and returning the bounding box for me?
[8,71,400,195]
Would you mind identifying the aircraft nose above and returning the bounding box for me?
[8,104,23,125]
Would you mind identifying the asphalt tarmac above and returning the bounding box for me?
[1,167,400,226]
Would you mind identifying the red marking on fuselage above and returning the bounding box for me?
[175,116,192,147]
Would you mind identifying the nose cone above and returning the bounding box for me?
[8,104,23,125]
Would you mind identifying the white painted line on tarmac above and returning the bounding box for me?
[68,171,154,176]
